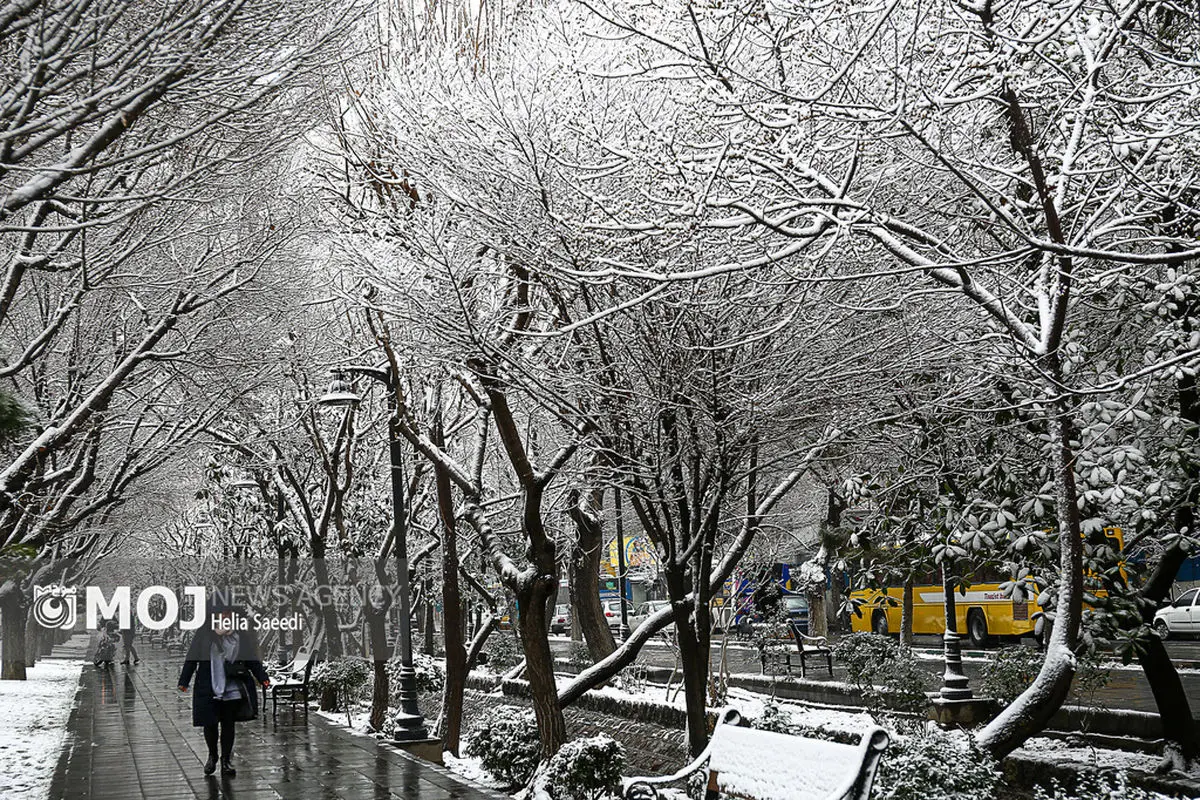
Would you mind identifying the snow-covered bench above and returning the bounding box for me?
[622,707,889,800]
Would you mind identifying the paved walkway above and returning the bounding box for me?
[49,636,505,800]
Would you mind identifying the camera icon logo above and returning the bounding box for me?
[33,585,77,630]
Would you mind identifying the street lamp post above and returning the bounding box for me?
[319,368,427,740]
[614,489,630,640]
[938,561,972,701]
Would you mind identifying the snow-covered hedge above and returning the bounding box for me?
[387,652,444,697]
[308,656,372,709]
[542,735,625,800]
[873,727,999,800]
[464,704,542,788]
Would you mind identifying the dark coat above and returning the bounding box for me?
[177,629,269,728]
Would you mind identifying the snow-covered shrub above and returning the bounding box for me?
[1032,771,1161,800]
[753,698,793,734]
[874,727,999,800]
[387,652,444,697]
[483,631,523,670]
[832,632,931,711]
[543,735,625,800]
[464,704,541,787]
[309,656,372,709]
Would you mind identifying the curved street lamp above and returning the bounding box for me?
[318,367,428,741]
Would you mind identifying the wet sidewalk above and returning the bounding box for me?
[49,636,506,800]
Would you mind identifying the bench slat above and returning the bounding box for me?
[710,726,862,800]
[622,707,890,800]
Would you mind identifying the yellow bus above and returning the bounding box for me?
[849,528,1124,648]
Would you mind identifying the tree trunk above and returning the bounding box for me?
[1139,634,1199,771]
[25,612,42,667]
[567,488,616,662]
[366,559,393,734]
[978,402,1082,758]
[423,585,436,656]
[807,582,828,638]
[312,553,342,710]
[675,607,710,757]
[433,419,467,756]
[516,576,568,758]
[0,581,28,680]
[900,578,914,647]
[1138,540,1199,768]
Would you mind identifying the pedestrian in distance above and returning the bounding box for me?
[93,619,118,668]
[120,618,140,665]
[177,603,271,777]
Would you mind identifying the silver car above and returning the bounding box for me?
[1155,588,1198,639]
[629,600,673,635]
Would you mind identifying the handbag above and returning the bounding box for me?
[225,659,249,679]
[231,675,256,721]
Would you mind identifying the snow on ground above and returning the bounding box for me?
[1014,736,1164,773]
[0,658,83,800]
[314,708,374,736]
[443,752,507,789]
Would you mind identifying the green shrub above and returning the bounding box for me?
[543,735,625,800]
[981,646,1111,708]
[567,640,593,671]
[832,632,931,712]
[483,631,523,671]
[874,728,999,800]
[464,704,541,787]
[980,646,1043,704]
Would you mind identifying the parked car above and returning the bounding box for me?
[551,604,571,634]
[782,594,811,635]
[736,593,811,638]
[629,600,673,635]
[1155,588,1198,639]
[601,600,625,632]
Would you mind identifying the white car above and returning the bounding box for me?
[550,604,571,635]
[601,600,625,633]
[1154,588,1198,639]
[629,600,673,634]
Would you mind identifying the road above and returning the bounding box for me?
[549,633,1200,715]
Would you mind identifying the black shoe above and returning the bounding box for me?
[120,659,129,665]
[221,759,236,777]
[204,756,216,776]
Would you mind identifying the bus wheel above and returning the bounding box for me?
[967,610,989,649]
[1154,619,1170,641]
[872,610,889,636]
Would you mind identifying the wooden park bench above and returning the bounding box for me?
[270,632,323,721]
[785,622,834,678]
[622,707,889,800]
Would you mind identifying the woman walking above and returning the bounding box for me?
[178,604,270,776]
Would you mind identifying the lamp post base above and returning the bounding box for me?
[928,696,999,729]
[388,713,429,741]
[385,736,443,764]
